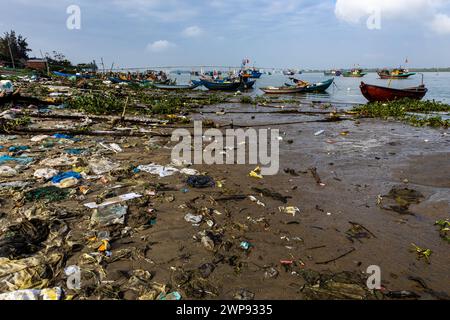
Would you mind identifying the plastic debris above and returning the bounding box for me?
[0,80,14,93]
[180,168,200,176]
[184,213,203,225]
[0,253,64,292]
[0,155,34,165]
[51,171,82,188]
[186,175,215,188]
[64,148,85,155]
[233,289,255,300]
[89,158,120,175]
[249,166,263,179]
[137,164,179,178]
[157,291,182,300]
[39,154,78,167]
[84,193,142,209]
[248,196,266,207]
[240,241,251,250]
[100,142,123,153]
[30,135,50,142]
[314,130,325,136]
[0,287,63,300]
[8,146,30,152]
[91,204,128,226]
[0,181,31,190]
[278,206,300,217]
[33,168,59,180]
[201,235,215,251]
[0,165,17,177]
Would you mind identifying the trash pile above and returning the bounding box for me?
[0,75,447,301]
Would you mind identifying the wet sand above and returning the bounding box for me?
[0,96,449,300]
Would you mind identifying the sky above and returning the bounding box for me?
[1,0,450,69]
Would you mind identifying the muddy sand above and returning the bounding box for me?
[0,99,448,300]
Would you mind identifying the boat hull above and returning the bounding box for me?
[360,82,428,102]
[276,78,334,94]
[201,80,242,91]
[153,83,200,90]
[378,72,416,79]
[342,73,367,78]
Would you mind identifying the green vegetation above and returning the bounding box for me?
[240,96,254,104]
[435,220,450,244]
[67,93,125,115]
[353,99,450,128]
[1,116,31,132]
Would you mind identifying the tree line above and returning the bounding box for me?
[0,30,96,72]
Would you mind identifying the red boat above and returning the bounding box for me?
[360,82,428,102]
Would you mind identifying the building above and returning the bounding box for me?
[26,59,48,71]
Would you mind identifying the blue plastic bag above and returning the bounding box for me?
[51,171,82,184]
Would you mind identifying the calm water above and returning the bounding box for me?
[173,72,450,105]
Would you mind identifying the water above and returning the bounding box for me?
[172,72,450,105]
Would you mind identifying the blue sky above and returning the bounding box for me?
[1,0,450,69]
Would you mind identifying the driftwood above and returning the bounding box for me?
[0,126,171,137]
[315,248,356,265]
[10,110,166,125]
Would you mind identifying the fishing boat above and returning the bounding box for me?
[242,79,256,89]
[108,77,131,84]
[360,82,428,102]
[283,69,296,76]
[200,79,242,91]
[249,69,262,79]
[153,82,201,90]
[53,71,93,79]
[260,85,306,94]
[342,69,367,78]
[324,70,342,77]
[284,78,335,93]
[377,68,416,79]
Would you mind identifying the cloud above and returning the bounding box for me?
[335,0,450,34]
[146,40,175,52]
[182,26,204,37]
[431,13,450,34]
[112,0,198,21]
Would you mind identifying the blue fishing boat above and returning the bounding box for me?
[250,70,262,79]
[53,71,93,79]
[200,79,242,91]
[283,78,334,93]
[108,77,130,84]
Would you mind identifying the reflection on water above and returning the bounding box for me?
[172,72,450,105]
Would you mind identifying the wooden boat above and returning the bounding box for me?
[108,77,130,84]
[153,82,201,90]
[342,69,367,78]
[260,84,311,94]
[360,82,427,102]
[200,79,242,91]
[283,70,296,76]
[377,69,416,79]
[53,71,93,79]
[250,70,262,79]
[284,78,334,93]
[324,70,342,77]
